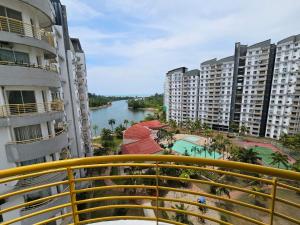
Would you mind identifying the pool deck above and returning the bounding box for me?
[174,134,210,146]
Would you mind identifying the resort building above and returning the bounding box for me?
[0,0,92,223]
[235,40,276,137]
[164,35,300,139]
[266,35,300,139]
[164,67,200,123]
[121,120,163,154]
[199,56,234,131]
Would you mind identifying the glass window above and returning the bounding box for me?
[0,49,14,62]
[14,51,29,64]
[7,90,36,114]
[14,124,42,142]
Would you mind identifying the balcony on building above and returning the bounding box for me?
[0,155,299,225]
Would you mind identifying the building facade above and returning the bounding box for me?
[164,67,200,124]
[266,35,300,139]
[199,57,234,131]
[0,0,92,224]
[164,35,300,139]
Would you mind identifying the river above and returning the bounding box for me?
[90,100,153,136]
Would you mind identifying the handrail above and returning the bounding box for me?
[7,127,67,145]
[0,16,55,47]
[0,60,58,73]
[0,101,64,118]
[0,155,299,225]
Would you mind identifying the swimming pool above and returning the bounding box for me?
[172,140,221,159]
[183,135,200,143]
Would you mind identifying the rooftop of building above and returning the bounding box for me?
[121,137,162,154]
[137,120,165,129]
[247,39,271,49]
[166,67,188,74]
[184,69,200,76]
[71,38,84,53]
[123,124,151,140]
[277,34,300,44]
[217,55,234,63]
[200,58,217,66]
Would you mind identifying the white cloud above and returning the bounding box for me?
[63,0,300,95]
[60,0,102,21]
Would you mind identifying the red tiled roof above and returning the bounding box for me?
[137,120,164,129]
[123,124,151,140]
[121,137,162,154]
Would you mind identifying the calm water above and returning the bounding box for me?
[90,100,153,136]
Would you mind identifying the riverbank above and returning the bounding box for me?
[90,102,112,110]
[128,106,157,112]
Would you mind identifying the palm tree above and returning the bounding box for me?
[270,152,289,169]
[191,146,198,157]
[108,118,116,131]
[248,186,266,206]
[168,119,177,130]
[216,186,231,199]
[172,203,190,224]
[235,148,262,164]
[203,143,208,158]
[123,119,129,128]
[240,124,249,136]
[92,124,99,137]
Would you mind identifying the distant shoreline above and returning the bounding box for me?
[90,102,112,110]
[128,106,157,112]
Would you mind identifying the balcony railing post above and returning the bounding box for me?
[269,177,277,225]
[155,161,159,225]
[67,167,80,225]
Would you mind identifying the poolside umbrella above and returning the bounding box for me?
[198,196,206,204]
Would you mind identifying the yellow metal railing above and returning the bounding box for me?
[0,60,58,73]
[0,101,64,118]
[0,155,299,225]
[0,16,54,47]
[8,127,67,145]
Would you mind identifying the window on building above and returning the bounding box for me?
[14,124,42,142]
[6,90,36,114]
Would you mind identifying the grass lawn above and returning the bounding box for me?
[93,136,123,154]
[253,146,290,169]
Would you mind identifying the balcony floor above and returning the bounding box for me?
[91,221,170,225]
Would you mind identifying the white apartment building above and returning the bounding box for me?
[0,0,92,224]
[164,35,300,139]
[266,35,300,139]
[165,68,200,123]
[199,56,234,131]
[239,40,276,137]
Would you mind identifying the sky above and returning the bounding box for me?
[61,0,300,96]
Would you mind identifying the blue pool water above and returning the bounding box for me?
[172,140,221,159]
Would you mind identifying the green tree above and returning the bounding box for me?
[248,186,266,206]
[172,203,191,224]
[123,119,129,128]
[92,124,99,137]
[233,148,261,164]
[115,124,126,139]
[108,118,116,131]
[270,152,289,169]
[169,119,177,130]
[240,124,249,136]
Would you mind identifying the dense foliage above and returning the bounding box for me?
[280,133,300,151]
[127,93,163,109]
[88,93,133,107]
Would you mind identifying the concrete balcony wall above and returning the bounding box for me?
[0,111,64,127]
[20,0,54,25]
[0,65,60,87]
[5,132,68,163]
[0,31,56,57]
